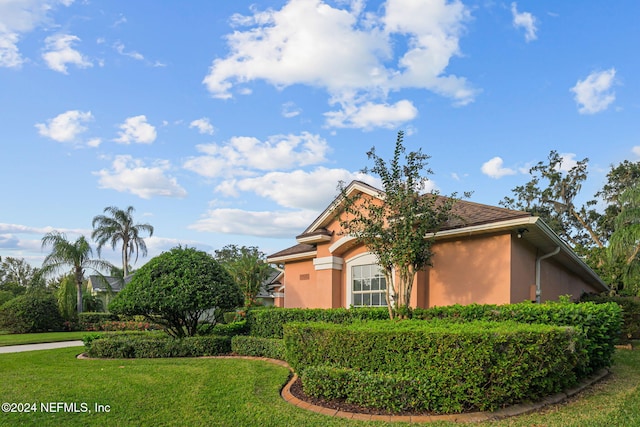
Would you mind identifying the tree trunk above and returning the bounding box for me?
[75,268,83,314]
[571,209,604,248]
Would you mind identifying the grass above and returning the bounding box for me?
[0,347,638,426]
[0,331,90,347]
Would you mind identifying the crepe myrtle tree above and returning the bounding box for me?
[338,131,463,319]
[109,246,244,338]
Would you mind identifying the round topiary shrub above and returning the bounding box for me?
[109,246,244,338]
[0,293,64,333]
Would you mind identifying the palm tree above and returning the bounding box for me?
[91,206,154,277]
[41,232,113,314]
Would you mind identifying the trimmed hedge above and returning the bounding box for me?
[579,294,640,343]
[0,293,64,333]
[85,334,231,358]
[231,335,285,359]
[246,307,388,338]
[287,320,579,413]
[198,320,248,337]
[413,301,622,376]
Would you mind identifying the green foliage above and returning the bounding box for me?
[338,131,460,318]
[0,256,40,289]
[608,185,640,295]
[78,312,118,329]
[92,205,154,277]
[231,335,285,359]
[580,294,640,342]
[200,320,248,337]
[413,300,622,376]
[85,333,232,358]
[246,306,389,338]
[0,290,14,307]
[214,244,273,307]
[41,231,113,314]
[289,320,578,413]
[109,246,244,338]
[0,293,64,333]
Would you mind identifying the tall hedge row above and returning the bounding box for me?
[286,320,579,413]
[413,301,622,375]
[246,307,388,338]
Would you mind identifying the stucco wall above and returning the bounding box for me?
[427,233,512,307]
[510,237,537,303]
[539,259,599,301]
[283,259,321,308]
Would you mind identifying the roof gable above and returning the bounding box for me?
[297,180,530,240]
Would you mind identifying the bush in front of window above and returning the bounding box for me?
[286,320,580,413]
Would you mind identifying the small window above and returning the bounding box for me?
[351,264,387,307]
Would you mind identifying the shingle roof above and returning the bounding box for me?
[88,275,130,293]
[267,243,316,260]
[442,198,531,230]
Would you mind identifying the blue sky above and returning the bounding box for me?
[1,0,639,269]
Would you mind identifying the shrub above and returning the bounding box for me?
[0,293,64,333]
[78,312,118,330]
[580,294,640,343]
[413,301,622,376]
[246,307,388,338]
[199,320,248,337]
[231,336,285,360]
[109,246,244,338]
[85,334,232,358]
[288,320,579,413]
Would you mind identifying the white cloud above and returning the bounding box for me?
[216,167,380,211]
[0,0,74,68]
[114,41,144,61]
[42,33,92,74]
[203,0,476,129]
[35,110,93,144]
[114,115,157,144]
[94,155,187,199]
[481,157,517,179]
[557,153,578,172]
[183,132,330,178]
[189,118,215,135]
[324,99,418,129]
[633,146,640,158]
[189,208,317,238]
[282,101,302,118]
[511,2,537,42]
[570,68,616,114]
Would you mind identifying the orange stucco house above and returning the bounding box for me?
[267,181,608,309]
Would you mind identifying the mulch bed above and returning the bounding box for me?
[288,376,435,416]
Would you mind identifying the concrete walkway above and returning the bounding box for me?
[0,340,84,354]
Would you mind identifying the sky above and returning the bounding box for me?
[1,0,639,271]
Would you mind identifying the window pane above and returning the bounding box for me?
[353,294,362,306]
[362,279,370,291]
[372,293,380,306]
[362,293,371,306]
[371,277,379,291]
[353,279,361,291]
[353,266,362,279]
[380,276,386,290]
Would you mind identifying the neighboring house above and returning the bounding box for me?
[86,275,131,310]
[255,269,285,307]
[267,180,608,309]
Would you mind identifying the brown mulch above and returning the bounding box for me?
[288,376,434,417]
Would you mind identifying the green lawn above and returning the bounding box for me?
[0,331,89,346]
[0,347,638,427]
